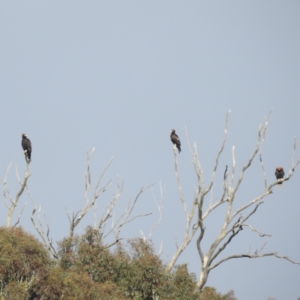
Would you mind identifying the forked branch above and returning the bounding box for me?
[140,182,164,242]
[28,183,58,258]
[166,144,199,272]
[67,150,113,238]
[110,185,153,246]
[1,161,31,228]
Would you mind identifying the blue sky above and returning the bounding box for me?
[1,2,300,299]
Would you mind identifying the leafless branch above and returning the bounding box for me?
[157,240,163,256]
[105,239,121,249]
[168,112,232,272]
[209,251,300,271]
[112,185,153,242]
[174,112,300,291]
[259,110,273,188]
[196,119,273,290]
[13,202,28,227]
[245,224,271,238]
[291,136,300,168]
[166,142,200,271]
[140,182,164,242]
[96,179,123,233]
[204,110,230,196]
[229,155,300,222]
[232,123,265,197]
[198,113,232,258]
[209,203,266,266]
[2,163,13,209]
[1,160,31,227]
[28,188,58,258]
[184,126,194,155]
[30,206,58,258]
[173,146,188,215]
[123,212,152,225]
[68,150,113,238]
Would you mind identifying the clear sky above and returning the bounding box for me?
[1,2,300,299]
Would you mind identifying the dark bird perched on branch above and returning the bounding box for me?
[21,134,32,161]
[170,129,181,153]
[275,166,284,184]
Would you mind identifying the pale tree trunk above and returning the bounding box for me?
[197,258,210,290]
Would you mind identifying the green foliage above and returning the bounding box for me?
[199,286,237,300]
[0,226,50,299]
[119,238,170,299]
[74,227,118,283]
[170,264,200,300]
[35,266,113,300]
[0,226,237,300]
[2,281,29,300]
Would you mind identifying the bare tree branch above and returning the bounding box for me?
[232,124,265,196]
[105,239,121,249]
[209,251,300,271]
[166,140,200,272]
[1,161,31,227]
[96,179,123,233]
[112,185,153,243]
[140,182,164,242]
[28,188,58,258]
[170,112,300,291]
[168,112,232,272]
[259,110,273,189]
[2,163,13,209]
[184,126,195,156]
[229,157,300,223]
[209,202,266,266]
[204,110,230,196]
[291,136,300,168]
[68,150,113,239]
[63,149,156,249]
[13,202,28,228]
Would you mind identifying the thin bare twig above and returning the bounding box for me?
[209,251,300,271]
[1,161,31,227]
[13,202,28,227]
[97,179,123,233]
[140,182,164,241]
[68,151,113,238]
[112,185,153,242]
[28,187,58,258]
[204,110,230,196]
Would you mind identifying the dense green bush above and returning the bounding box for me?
[0,226,237,300]
[0,227,50,299]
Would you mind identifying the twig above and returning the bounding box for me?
[28,188,58,258]
[209,251,300,271]
[2,161,31,227]
[69,151,113,238]
[140,182,164,241]
[113,185,153,242]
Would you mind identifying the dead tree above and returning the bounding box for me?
[167,111,300,291]
[30,148,153,256]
